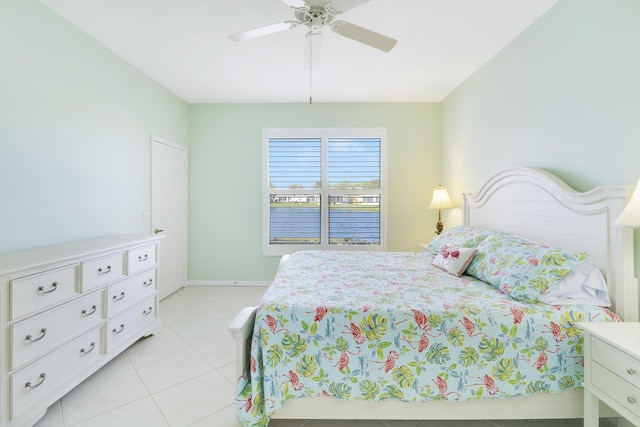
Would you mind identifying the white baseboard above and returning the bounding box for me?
[187,280,271,287]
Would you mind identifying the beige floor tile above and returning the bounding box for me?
[188,404,239,427]
[195,335,237,368]
[416,421,494,427]
[125,324,192,368]
[268,420,311,427]
[527,419,583,427]
[217,361,240,385]
[152,370,236,427]
[133,347,214,393]
[60,354,149,425]
[33,401,64,427]
[68,397,170,427]
[304,420,386,427]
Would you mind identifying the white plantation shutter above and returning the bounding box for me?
[269,138,321,189]
[328,138,381,245]
[328,138,380,189]
[264,128,386,256]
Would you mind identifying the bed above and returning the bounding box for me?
[229,167,638,425]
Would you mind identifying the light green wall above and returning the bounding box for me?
[188,103,440,281]
[440,0,640,275]
[0,1,189,253]
[5,0,638,287]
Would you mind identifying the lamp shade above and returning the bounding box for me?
[428,185,454,210]
[615,178,640,228]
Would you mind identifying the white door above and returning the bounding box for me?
[151,136,188,300]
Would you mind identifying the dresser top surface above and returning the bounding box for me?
[0,235,162,275]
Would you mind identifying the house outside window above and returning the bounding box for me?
[263,128,387,256]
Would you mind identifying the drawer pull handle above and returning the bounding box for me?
[25,373,46,390]
[82,305,97,316]
[38,282,58,294]
[112,324,125,334]
[143,278,153,287]
[628,368,637,375]
[80,342,96,355]
[98,265,112,275]
[25,328,47,343]
[138,254,149,262]
[143,306,153,316]
[112,292,125,302]
[628,397,638,404]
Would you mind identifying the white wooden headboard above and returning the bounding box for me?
[462,167,637,321]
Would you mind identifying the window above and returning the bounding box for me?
[263,128,386,256]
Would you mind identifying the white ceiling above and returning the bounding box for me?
[41,0,559,103]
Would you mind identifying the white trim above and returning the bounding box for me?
[187,280,271,287]
[151,134,186,151]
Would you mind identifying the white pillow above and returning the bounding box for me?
[539,262,611,306]
[432,244,478,277]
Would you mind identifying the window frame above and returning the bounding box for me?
[263,127,387,256]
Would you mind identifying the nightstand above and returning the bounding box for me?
[418,243,430,252]
[579,322,640,427]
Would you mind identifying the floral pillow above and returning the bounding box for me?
[464,232,510,287]
[466,233,587,303]
[426,225,496,252]
[432,244,478,277]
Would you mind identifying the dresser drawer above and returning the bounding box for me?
[10,326,103,420]
[593,361,640,418]
[10,265,79,320]
[106,296,157,352]
[592,336,640,389]
[81,252,125,292]
[127,244,157,275]
[105,269,157,316]
[10,292,103,370]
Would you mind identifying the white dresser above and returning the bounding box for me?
[580,322,640,427]
[0,235,162,427]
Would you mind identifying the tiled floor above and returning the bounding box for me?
[33,286,604,427]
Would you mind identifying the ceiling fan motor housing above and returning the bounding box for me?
[295,5,334,34]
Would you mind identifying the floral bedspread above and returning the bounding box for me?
[235,250,619,426]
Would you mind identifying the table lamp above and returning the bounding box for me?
[428,185,454,235]
[615,178,640,228]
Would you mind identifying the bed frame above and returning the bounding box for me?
[229,166,637,422]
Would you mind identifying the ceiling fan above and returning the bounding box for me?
[228,0,397,53]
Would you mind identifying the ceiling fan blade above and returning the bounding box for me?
[281,0,306,7]
[329,0,370,13]
[331,21,397,52]
[229,21,297,42]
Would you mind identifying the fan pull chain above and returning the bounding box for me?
[309,71,313,105]
[308,35,313,105]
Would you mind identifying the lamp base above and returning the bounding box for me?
[435,220,444,235]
